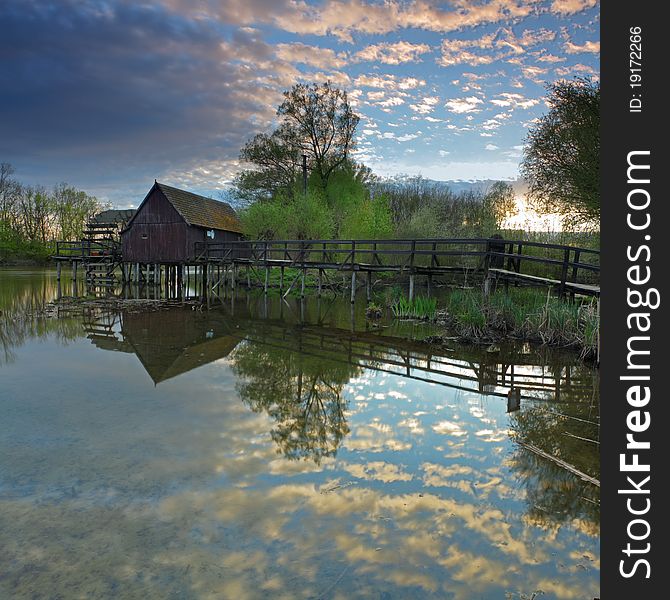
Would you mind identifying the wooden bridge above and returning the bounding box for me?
[192,237,600,301]
[54,236,600,301]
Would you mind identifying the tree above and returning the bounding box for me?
[278,82,359,186]
[482,181,517,230]
[235,123,302,204]
[521,78,599,229]
[235,82,360,202]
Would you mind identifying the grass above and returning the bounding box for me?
[390,295,437,320]
[438,287,599,360]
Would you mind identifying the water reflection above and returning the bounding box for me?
[0,269,599,599]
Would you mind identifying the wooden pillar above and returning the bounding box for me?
[247,266,251,289]
[135,262,140,284]
[409,273,415,302]
[366,270,372,302]
[231,264,236,290]
[317,268,322,297]
[427,273,432,297]
[301,268,306,299]
[264,266,269,295]
[71,260,77,281]
[280,266,285,292]
[177,264,183,299]
[56,261,62,282]
[350,270,356,304]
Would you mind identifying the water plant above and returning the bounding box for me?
[390,295,437,320]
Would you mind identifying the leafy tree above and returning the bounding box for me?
[482,181,517,231]
[235,123,302,204]
[278,82,359,186]
[521,78,600,229]
[235,82,360,203]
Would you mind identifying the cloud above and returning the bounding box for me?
[445,96,484,114]
[244,0,541,42]
[437,27,557,67]
[354,74,426,90]
[396,133,420,142]
[485,143,499,150]
[564,40,600,54]
[550,0,599,16]
[409,96,440,114]
[490,93,539,109]
[354,40,432,65]
[554,62,598,77]
[275,42,348,68]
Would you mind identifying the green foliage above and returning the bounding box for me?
[521,77,600,229]
[235,82,360,204]
[280,188,335,239]
[443,287,599,358]
[375,176,515,239]
[391,295,437,320]
[238,199,286,240]
[0,162,105,263]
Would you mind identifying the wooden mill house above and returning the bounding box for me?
[120,181,243,287]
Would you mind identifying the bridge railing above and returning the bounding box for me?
[195,238,493,270]
[54,239,121,259]
[194,237,599,293]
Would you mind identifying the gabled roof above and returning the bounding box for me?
[125,181,243,233]
[92,209,136,224]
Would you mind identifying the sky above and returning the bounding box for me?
[0,0,599,208]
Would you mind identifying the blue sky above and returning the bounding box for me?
[0,0,599,207]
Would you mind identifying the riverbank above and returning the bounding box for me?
[416,287,599,362]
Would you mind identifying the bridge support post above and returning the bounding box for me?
[71,260,77,281]
[56,261,62,282]
[177,264,183,299]
[317,269,322,297]
[264,266,269,295]
[280,266,285,292]
[366,271,372,302]
[409,273,414,302]
[301,268,306,299]
[350,270,356,304]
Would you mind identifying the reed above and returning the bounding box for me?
[390,295,437,320]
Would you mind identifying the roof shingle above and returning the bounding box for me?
[156,182,242,233]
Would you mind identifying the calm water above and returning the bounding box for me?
[0,269,599,599]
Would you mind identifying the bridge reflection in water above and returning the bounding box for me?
[82,292,599,485]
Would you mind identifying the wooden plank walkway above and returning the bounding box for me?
[193,237,600,300]
[52,236,600,300]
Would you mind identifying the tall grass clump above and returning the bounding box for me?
[391,295,437,320]
[440,287,599,360]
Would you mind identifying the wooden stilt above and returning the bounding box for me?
[409,273,414,301]
[350,270,356,304]
[366,270,372,302]
[301,268,306,298]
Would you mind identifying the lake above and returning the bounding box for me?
[0,268,599,599]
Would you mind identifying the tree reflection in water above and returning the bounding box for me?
[231,336,359,464]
